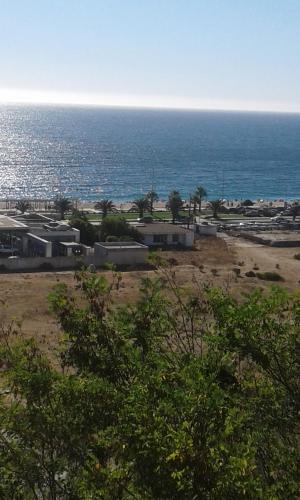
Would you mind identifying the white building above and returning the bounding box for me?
[136,223,194,248]
[94,241,148,265]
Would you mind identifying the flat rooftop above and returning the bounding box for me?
[96,242,147,250]
[59,241,81,247]
[0,215,28,231]
[240,230,300,247]
[135,223,191,235]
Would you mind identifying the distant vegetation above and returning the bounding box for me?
[241,199,254,206]
[99,215,142,242]
[69,211,98,246]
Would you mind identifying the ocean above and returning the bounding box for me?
[0,104,299,201]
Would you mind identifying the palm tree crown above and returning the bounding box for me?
[54,197,73,220]
[194,185,207,212]
[133,197,150,218]
[167,191,183,223]
[207,199,224,219]
[95,199,115,218]
[146,190,159,214]
[190,195,199,214]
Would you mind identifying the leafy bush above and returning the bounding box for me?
[0,268,298,498]
[241,199,254,206]
[100,216,142,242]
[105,235,119,242]
[69,213,98,246]
[294,253,300,260]
[245,270,256,277]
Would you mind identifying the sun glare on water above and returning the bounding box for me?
[0,88,298,114]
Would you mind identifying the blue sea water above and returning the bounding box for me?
[0,104,299,201]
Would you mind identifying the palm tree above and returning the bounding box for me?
[207,199,224,219]
[54,197,73,220]
[190,194,199,214]
[195,185,207,212]
[291,203,300,221]
[15,200,31,214]
[133,197,150,218]
[146,190,159,214]
[167,190,183,224]
[95,199,115,218]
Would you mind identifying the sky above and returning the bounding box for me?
[0,0,300,112]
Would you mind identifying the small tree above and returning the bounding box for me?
[69,212,97,246]
[1,270,300,497]
[94,199,115,218]
[146,190,159,214]
[54,197,73,220]
[133,197,150,218]
[291,203,300,221]
[15,199,31,214]
[100,216,142,241]
[208,199,224,218]
[195,185,207,212]
[167,190,183,223]
[190,194,199,214]
[241,199,254,207]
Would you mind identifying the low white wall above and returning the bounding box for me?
[185,231,195,247]
[94,243,148,265]
[196,224,217,236]
[0,255,95,272]
[0,246,147,272]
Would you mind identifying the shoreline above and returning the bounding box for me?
[0,197,298,214]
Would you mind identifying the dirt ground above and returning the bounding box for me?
[0,234,299,357]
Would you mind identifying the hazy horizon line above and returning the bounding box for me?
[0,88,300,115]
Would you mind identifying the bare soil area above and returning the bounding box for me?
[0,234,299,357]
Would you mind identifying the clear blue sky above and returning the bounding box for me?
[1,0,300,111]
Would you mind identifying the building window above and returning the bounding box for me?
[172,234,179,243]
[153,234,167,244]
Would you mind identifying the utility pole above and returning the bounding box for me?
[187,193,192,229]
[221,168,225,200]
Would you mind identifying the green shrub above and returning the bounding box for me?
[245,270,256,277]
[69,213,98,245]
[100,216,142,242]
[1,268,299,498]
[106,235,119,242]
[241,199,254,206]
